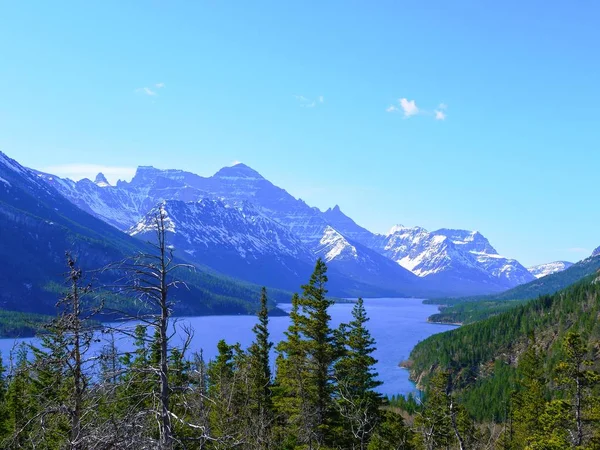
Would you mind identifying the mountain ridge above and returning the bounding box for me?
[30,154,539,297]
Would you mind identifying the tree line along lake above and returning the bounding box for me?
[0,297,456,397]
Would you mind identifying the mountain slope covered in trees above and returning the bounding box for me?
[408,275,600,425]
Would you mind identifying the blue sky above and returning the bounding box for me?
[1,1,599,267]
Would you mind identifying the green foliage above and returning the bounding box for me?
[410,277,600,421]
[368,410,416,450]
[333,298,383,449]
[274,259,338,448]
[207,339,248,447]
[246,287,274,449]
[429,299,528,325]
[387,392,423,415]
[413,371,454,449]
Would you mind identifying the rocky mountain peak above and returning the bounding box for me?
[213,163,265,181]
[94,172,110,187]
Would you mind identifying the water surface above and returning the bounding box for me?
[0,298,456,397]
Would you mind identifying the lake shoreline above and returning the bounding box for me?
[0,298,456,398]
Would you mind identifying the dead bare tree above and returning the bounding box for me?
[111,205,192,449]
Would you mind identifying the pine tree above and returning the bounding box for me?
[0,353,9,442]
[3,346,35,449]
[273,293,306,448]
[247,287,274,449]
[274,259,337,449]
[527,400,571,450]
[413,371,455,450]
[367,410,415,450]
[298,258,336,447]
[114,206,194,449]
[333,298,382,449]
[207,340,247,448]
[509,345,547,449]
[554,331,600,447]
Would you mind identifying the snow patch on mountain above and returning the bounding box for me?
[375,225,534,288]
[130,199,312,262]
[527,261,574,279]
[316,226,359,262]
[381,226,474,277]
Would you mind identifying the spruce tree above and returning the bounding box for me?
[207,340,247,448]
[274,259,337,449]
[367,410,415,450]
[273,293,306,448]
[298,258,336,447]
[3,347,34,449]
[555,331,600,447]
[0,354,7,442]
[509,345,547,448]
[247,287,274,449]
[414,371,455,450]
[333,298,382,449]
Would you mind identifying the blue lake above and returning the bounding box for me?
[0,298,456,397]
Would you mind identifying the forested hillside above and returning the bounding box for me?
[1,244,598,448]
[409,275,600,429]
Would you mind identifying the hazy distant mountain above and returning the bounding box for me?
[528,261,574,279]
[593,246,600,257]
[34,158,540,297]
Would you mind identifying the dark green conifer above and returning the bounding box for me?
[334,298,382,449]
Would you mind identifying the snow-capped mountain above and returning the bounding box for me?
[527,261,574,279]
[38,163,420,294]
[34,158,538,297]
[365,225,535,294]
[315,226,424,295]
[317,204,534,293]
[321,205,376,245]
[592,246,600,258]
[433,229,535,287]
[130,199,317,290]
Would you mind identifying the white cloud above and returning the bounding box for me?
[399,98,419,117]
[136,82,165,96]
[295,94,324,108]
[136,87,156,96]
[39,164,137,184]
[388,98,448,120]
[231,160,242,166]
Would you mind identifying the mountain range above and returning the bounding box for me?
[29,155,569,298]
[0,152,293,318]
